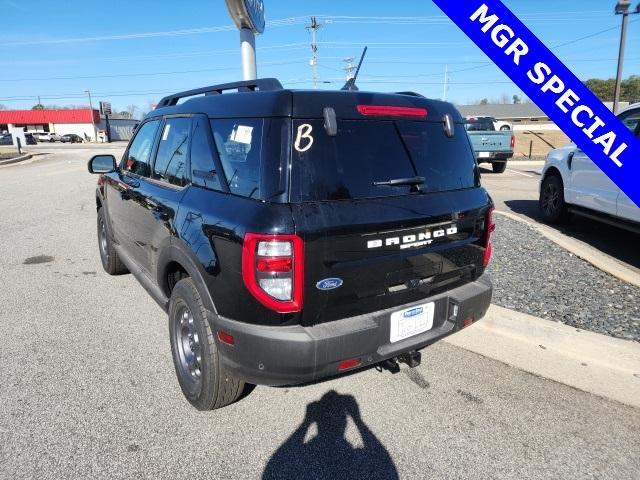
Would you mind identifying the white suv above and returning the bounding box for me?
[539,103,640,231]
[34,132,61,142]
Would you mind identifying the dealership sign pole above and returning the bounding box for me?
[225,0,265,80]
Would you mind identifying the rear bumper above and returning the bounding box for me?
[214,274,493,386]
[476,152,513,162]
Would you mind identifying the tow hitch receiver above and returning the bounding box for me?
[398,351,421,368]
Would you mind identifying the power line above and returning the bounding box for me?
[0,59,308,82]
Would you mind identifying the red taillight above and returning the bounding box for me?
[217,331,235,346]
[338,358,362,371]
[256,257,292,273]
[242,233,304,313]
[357,105,427,118]
[510,135,516,149]
[483,207,496,267]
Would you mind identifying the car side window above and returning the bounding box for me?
[211,118,263,198]
[619,109,640,139]
[190,117,222,190]
[153,117,190,187]
[123,120,160,176]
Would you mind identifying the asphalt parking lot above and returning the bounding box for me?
[1,145,639,479]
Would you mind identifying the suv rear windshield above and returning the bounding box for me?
[290,119,478,202]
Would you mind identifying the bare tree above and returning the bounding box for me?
[499,93,511,104]
[126,104,138,118]
[0,104,6,110]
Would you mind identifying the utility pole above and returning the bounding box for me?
[443,65,449,101]
[37,96,41,106]
[306,16,323,89]
[84,89,97,143]
[343,57,356,81]
[613,1,639,113]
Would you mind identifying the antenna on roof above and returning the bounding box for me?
[341,46,367,91]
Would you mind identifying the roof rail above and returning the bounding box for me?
[395,91,426,98]
[156,78,283,108]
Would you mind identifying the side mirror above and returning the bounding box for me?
[88,154,117,174]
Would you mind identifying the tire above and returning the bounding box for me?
[492,162,507,173]
[500,125,511,131]
[97,207,128,275]
[169,278,245,410]
[539,174,569,224]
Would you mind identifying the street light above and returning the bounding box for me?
[613,1,640,113]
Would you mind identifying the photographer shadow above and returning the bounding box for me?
[262,390,399,480]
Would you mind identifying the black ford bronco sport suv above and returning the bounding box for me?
[88,79,494,410]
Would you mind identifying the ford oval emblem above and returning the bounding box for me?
[316,278,343,291]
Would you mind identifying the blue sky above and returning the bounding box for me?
[0,0,638,113]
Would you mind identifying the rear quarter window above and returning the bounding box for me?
[210,118,288,201]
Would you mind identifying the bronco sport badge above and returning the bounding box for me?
[366,225,458,251]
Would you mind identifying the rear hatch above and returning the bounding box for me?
[290,95,492,325]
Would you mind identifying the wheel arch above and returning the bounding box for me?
[542,166,563,184]
[157,240,219,315]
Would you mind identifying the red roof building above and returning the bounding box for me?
[0,109,100,125]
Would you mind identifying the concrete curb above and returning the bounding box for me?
[445,304,640,408]
[495,210,640,288]
[0,153,32,166]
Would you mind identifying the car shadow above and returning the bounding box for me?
[504,199,640,270]
[262,390,399,480]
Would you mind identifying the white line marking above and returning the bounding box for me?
[507,168,534,178]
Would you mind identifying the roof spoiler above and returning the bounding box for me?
[156,78,283,108]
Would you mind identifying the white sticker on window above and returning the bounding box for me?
[162,124,171,141]
[295,123,314,152]
[231,125,253,145]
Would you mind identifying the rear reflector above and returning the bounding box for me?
[357,105,427,118]
[462,317,475,328]
[338,358,362,371]
[217,331,235,346]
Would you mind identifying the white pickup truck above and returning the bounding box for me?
[539,103,640,232]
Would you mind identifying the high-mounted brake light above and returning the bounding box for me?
[483,207,496,267]
[357,105,427,118]
[242,233,304,313]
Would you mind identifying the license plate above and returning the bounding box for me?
[478,151,491,158]
[390,302,434,343]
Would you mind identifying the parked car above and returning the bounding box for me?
[0,134,12,145]
[24,133,37,145]
[34,132,61,142]
[539,103,640,231]
[87,79,494,410]
[464,116,515,173]
[60,134,83,143]
[492,118,512,131]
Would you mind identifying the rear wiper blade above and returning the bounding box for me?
[372,176,425,187]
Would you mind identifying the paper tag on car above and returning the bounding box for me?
[231,125,253,145]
